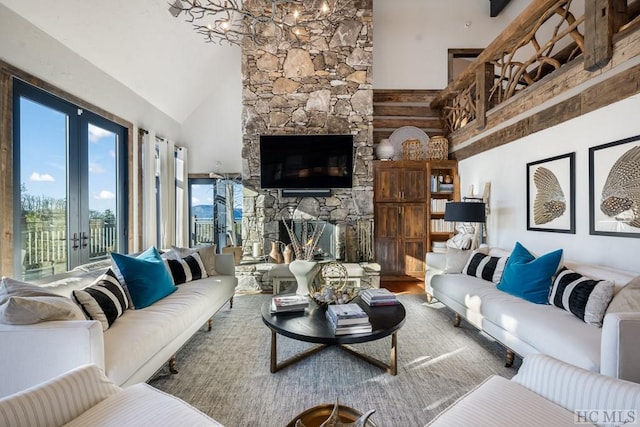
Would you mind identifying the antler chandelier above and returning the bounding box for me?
[169,0,347,46]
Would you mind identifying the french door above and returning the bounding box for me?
[13,80,127,279]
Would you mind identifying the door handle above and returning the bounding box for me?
[81,232,89,248]
[70,233,80,250]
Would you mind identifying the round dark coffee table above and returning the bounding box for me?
[261,296,406,375]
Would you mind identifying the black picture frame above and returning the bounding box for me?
[589,134,640,238]
[526,152,575,233]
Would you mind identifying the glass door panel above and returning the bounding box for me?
[190,182,215,246]
[18,98,69,280]
[14,80,127,279]
[188,178,243,250]
[87,123,118,260]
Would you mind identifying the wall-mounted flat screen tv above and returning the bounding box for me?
[260,134,354,189]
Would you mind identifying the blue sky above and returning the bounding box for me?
[20,98,117,214]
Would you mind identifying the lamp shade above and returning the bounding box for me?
[444,202,486,223]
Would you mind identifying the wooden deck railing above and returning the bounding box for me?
[432,0,640,157]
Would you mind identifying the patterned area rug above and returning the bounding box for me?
[148,293,520,426]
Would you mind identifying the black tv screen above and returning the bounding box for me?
[260,134,354,189]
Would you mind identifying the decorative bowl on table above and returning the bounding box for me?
[309,262,359,309]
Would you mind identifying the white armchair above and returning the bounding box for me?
[0,364,223,427]
[428,354,640,427]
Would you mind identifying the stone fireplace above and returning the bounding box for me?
[240,0,374,276]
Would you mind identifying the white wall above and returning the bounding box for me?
[179,46,243,174]
[0,5,181,140]
[372,0,528,89]
[460,95,640,272]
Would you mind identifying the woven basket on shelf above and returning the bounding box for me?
[402,138,424,160]
[427,136,449,160]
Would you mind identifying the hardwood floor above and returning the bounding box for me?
[381,278,425,295]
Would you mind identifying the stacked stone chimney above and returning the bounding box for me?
[241,0,374,264]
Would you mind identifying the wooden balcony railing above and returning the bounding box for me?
[432,0,640,159]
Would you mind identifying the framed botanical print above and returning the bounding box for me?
[589,134,640,237]
[526,152,575,233]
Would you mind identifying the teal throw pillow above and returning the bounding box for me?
[111,247,177,309]
[497,242,563,304]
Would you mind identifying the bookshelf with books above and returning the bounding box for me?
[426,160,459,254]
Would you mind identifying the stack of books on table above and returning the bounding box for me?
[361,288,399,306]
[326,303,372,335]
[270,294,309,313]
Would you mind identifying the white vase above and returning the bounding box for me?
[375,138,394,160]
[288,259,318,296]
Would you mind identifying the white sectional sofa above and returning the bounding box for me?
[0,363,223,426]
[0,253,237,398]
[428,354,640,427]
[425,247,640,383]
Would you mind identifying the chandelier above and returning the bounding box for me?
[169,0,347,46]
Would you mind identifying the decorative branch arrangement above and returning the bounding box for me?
[282,219,326,261]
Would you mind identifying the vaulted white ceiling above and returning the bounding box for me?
[0,0,238,123]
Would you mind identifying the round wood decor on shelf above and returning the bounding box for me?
[402,138,424,160]
[427,136,449,160]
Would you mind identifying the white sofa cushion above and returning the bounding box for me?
[0,364,120,427]
[481,291,602,371]
[427,375,580,426]
[64,383,222,427]
[103,276,231,385]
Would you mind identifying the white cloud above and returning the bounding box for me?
[109,150,116,158]
[89,162,105,174]
[192,196,201,204]
[29,172,55,182]
[89,125,112,143]
[94,190,115,200]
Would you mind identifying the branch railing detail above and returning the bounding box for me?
[433,0,636,136]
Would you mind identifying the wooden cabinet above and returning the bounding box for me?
[373,160,458,279]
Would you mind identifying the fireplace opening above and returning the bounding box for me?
[278,220,341,261]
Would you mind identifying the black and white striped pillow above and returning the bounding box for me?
[549,267,614,326]
[163,253,208,285]
[72,269,129,331]
[462,251,509,283]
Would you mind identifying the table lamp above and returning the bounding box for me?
[444,201,486,250]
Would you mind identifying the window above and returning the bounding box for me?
[189,176,242,251]
[13,79,127,279]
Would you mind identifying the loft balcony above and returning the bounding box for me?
[431,0,640,160]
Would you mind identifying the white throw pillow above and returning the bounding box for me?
[606,275,640,314]
[444,248,473,274]
[0,277,85,324]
